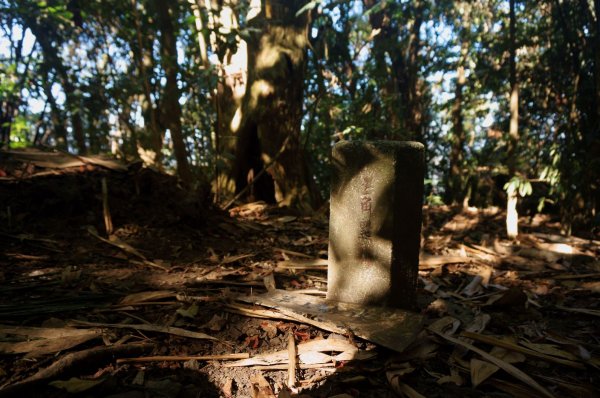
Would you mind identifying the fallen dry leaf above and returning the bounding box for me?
[250,372,276,398]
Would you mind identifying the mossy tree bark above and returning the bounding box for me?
[221,0,322,212]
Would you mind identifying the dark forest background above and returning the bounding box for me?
[1,0,599,235]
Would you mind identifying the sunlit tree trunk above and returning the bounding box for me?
[155,0,193,186]
[200,0,252,200]
[187,0,209,68]
[506,0,519,239]
[204,0,320,211]
[233,0,321,211]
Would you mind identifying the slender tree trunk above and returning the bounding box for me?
[362,0,424,141]
[117,99,139,159]
[62,79,86,154]
[187,0,209,67]
[404,3,424,142]
[130,0,163,166]
[448,64,466,205]
[205,0,249,199]
[448,8,470,206]
[155,0,193,186]
[131,0,163,166]
[0,103,13,150]
[40,66,68,149]
[595,0,600,121]
[25,19,87,153]
[594,0,600,216]
[506,0,519,239]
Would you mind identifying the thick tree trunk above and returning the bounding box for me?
[155,0,193,186]
[234,1,321,212]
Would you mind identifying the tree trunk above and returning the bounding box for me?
[233,0,321,212]
[447,8,470,206]
[593,0,600,216]
[24,18,87,153]
[448,64,466,206]
[0,101,16,150]
[207,0,250,200]
[131,0,163,166]
[42,78,68,149]
[506,0,519,239]
[362,0,425,142]
[155,0,193,187]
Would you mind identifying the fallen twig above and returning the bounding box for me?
[116,353,249,364]
[101,177,113,235]
[69,320,220,342]
[288,333,297,388]
[429,328,555,398]
[87,227,168,271]
[461,331,586,369]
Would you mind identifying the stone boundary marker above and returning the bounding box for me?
[328,140,425,309]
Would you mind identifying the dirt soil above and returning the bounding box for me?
[0,155,599,398]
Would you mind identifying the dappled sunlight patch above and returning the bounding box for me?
[249,79,275,109]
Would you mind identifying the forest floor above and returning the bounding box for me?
[0,149,599,398]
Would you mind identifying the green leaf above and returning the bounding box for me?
[519,181,532,197]
[296,0,322,17]
[537,198,546,213]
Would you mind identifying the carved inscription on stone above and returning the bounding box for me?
[358,172,373,265]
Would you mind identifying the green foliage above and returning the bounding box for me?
[503,176,532,198]
[9,114,31,147]
[0,0,598,225]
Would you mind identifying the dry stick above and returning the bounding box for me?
[69,320,221,342]
[287,333,297,388]
[223,303,296,321]
[222,134,291,211]
[116,353,249,364]
[101,177,113,235]
[87,227,168,271]
[461,331,586,369]
[430,329,555,398]
[554,305,600,317]
[255,364,337,371]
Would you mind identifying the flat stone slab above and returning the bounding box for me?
[237,290,423,353]
[328,141,424,309]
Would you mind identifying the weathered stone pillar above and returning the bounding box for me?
[328,141,424,309]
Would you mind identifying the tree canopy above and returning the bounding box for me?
[1,0,598,232]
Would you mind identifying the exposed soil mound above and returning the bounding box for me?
[0,149,210,235]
